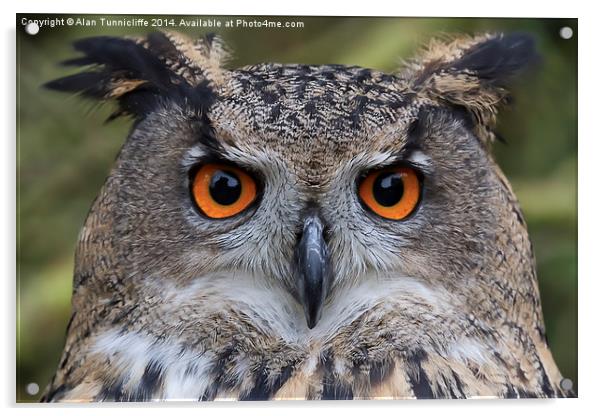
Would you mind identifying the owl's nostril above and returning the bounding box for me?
[298,204,331,238]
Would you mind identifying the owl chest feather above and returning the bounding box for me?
[51,274,566,401]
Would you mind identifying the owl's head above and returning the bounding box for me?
[47,32,538,330]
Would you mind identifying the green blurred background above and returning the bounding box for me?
[16,15,577,401]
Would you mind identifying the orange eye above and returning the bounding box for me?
[191,163,257,219]
[358,166,421,220]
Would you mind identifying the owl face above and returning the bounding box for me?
[103,61,500,330]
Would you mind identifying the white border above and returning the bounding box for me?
[6,0,583,17]
[3,1,598,415]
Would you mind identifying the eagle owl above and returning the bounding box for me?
[41,31,570,401]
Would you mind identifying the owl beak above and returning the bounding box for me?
[295,212,332,329]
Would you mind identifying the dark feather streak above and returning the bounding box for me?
[406,349,434,399]
[320,350,354,400]
[129,359,164,401]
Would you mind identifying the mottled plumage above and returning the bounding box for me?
[42,31,570,401]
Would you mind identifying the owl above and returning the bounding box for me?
[40,31,570,401]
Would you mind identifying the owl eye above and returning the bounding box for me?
[191,163,257,219]
[358,166,421,220]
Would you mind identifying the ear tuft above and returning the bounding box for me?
[451,33,537,84]
[44,31,229,121]
[402,33,539,145]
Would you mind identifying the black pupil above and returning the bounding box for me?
[373,171,404,207]
[209,170,242,205]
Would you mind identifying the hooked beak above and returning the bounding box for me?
[295,211,332,329]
